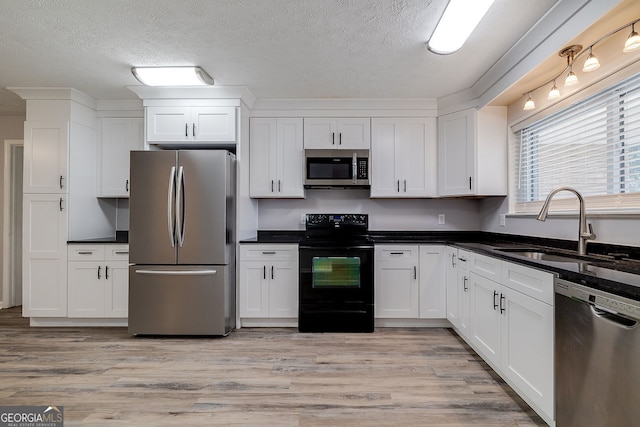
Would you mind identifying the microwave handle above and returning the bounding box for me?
[352,153,357,184]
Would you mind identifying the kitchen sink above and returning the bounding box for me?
[496,247,615,265]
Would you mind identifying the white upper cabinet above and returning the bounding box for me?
[371,117,437,198]
[250,118,305,198]
[146,106,236,143]
[303,118,370,149]
[99,118,144,197]
[438,106,507,196]
[23,121,69,194]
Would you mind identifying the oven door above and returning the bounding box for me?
[299,245,374,304]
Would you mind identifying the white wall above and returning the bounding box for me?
[257,190,482,231]
[479,195,640,248]
[0,114,25,304]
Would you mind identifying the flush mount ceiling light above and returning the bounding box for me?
[521,18,640,111]
[427,0,495,54]
[131,66,214,86]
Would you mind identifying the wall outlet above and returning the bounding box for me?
[438,214,445,225]
[499,214,506,227]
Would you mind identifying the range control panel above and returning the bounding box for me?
[556,278,640,321]
[306,214,368,230]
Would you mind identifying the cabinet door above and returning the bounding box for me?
[239,261,270,317]
[370,119,401,197]
[249,118,277,197]
[336,118,370,149]
[68,261,104,317]
[23,121,69,194]
[303,118,336,148]
[469,272,501,367]
[192,107,236,142]
[445,248,460,327]
[419,245,445,318]
[22,194,68,317]
[501,287,554,418]
[438,109,475,196]
[399,118,437,197]
[105,261,129,318]
[269,260,299,318]
[375,261,419,318]
[276,118,305,198]
[146,106,191,141]
[99,118,143,197]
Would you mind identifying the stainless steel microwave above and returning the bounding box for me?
[304,149,370,188]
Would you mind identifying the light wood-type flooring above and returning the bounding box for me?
[0,307,546,426]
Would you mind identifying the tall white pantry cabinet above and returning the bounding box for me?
[18,90,114,319]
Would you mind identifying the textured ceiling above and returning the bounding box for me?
[0,0,558,114]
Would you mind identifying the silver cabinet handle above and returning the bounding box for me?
[105,266,109,280]
[167,166,176,248]
[413,266,417,280]
[390,252,404,255]
[278,180,281,192]
[332,132,335,145]
[193,123,196,137]
[262,251,276,255]
[59,197,64,211]
[451,253,456,267]
[404,180,407,192]
[114,251,129,255]
[263,266,266,279]
[397,180,400,192]
[493,290,499,310]
[463,276,468,292]
[97,265,102,279]
[78,251,94,255]
[136,269,217,276]
[176,165,185,247]
[500,293,506,314]
[271,180,274,192]
[126,179,129,192]
[185,123,188,137]
[339,133,342,145]
[271,265,274,280]
[59,175,64,189]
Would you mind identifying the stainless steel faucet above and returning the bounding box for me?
[536,187,596,255]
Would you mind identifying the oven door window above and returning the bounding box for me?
[312,257,360,288]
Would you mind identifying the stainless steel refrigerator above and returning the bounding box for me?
[128,149,236,336]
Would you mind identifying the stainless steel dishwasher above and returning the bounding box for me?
[555,278,640,426]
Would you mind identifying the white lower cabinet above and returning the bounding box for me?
[461,248,554,425]
[239,244,298,321]
[445,248,471,337]
[67,244,129,318]
[375,244,445,319]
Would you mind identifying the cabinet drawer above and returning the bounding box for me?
[501,261,555,305]
[240,244,298,261]
[375,245,419,261]
[105,245,129,261]
[470,252,502,282]
[68,245,105,261]
[456,249,472,269]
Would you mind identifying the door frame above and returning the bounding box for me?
[2,139,23,309]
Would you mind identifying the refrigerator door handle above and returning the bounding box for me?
[176,165,185,248]
[135,269,217,276]
[167,166,176,248]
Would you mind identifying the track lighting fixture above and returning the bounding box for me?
[523,18,640,111]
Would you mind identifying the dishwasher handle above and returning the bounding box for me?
[591,306,638,329]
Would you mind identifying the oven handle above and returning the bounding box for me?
[299,245,373,250]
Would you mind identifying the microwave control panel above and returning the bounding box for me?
[357,158,368,179]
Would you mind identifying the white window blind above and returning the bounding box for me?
[514,71,640,213]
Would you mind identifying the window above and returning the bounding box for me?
[514,72,640,213]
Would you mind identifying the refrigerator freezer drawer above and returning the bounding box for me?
[128,265,235,336]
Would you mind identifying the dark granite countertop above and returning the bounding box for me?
[67,231,129,244]
[241,230,640,301]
